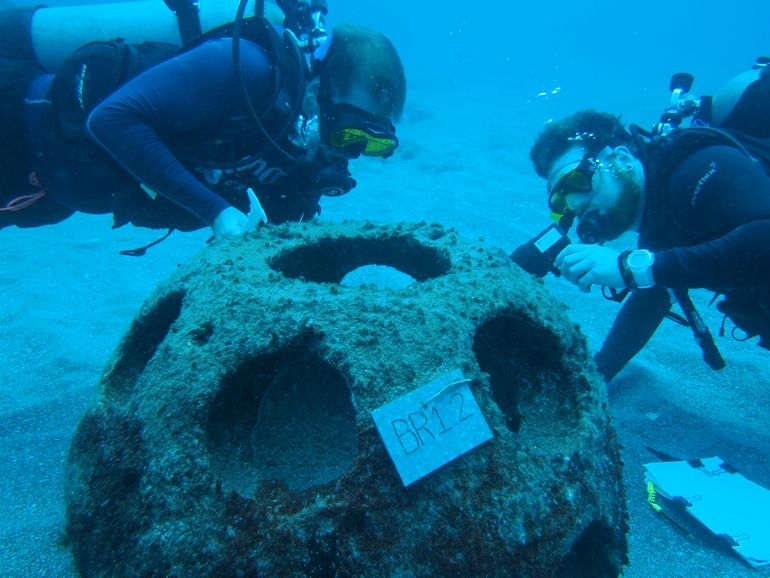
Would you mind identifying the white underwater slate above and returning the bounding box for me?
[644,456,770,568]
[371,369,493,486]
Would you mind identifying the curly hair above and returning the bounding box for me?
[529,110,635,178]
[323,23,406,121]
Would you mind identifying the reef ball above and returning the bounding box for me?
[65,220,628,577]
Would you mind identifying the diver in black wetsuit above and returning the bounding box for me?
[528,109,770,381]
[0,18,406,238]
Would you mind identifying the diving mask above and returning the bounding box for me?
[325,103,399,159]
[547,146,612,221]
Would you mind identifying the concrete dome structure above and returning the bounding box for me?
[65,220,627,577]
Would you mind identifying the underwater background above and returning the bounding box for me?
[1,0,769,575]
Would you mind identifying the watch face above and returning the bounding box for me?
[628,250,652,270]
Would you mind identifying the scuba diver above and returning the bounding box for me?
[515,59,770,381]
[0,0,406,242]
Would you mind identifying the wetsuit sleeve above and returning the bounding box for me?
[86,38,273,226]
[593,287,671,381]
[652,145,770,289]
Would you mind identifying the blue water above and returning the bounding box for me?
[330,1,770,100]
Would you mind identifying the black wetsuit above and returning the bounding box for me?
[2,35,345,231]
[594,142,770,380]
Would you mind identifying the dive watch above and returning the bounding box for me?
[625,249,655,289]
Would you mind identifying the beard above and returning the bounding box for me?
[576,161,643,243]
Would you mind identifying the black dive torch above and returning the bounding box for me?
[509,223,571,278]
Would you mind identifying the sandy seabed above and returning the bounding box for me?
[1,86,768,577]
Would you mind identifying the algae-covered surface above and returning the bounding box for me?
[64,221,626,576]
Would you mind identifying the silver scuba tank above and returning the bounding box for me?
[0,0,283,71]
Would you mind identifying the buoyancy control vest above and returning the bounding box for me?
[635,63,770,347]
[26,16,314,230]
[48,15,306,160]
[633,62,770,239]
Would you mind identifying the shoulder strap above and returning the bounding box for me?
[212,15,308,161]
[49,39,179,133]
[727,131,770,173]
[681,126,770,174]
[168,17,308,168]
[163,0,203,46]
[651,127,769,174]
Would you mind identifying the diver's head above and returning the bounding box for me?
[530,110,636,179]
[537,114,645,243]
[317,23,406,160]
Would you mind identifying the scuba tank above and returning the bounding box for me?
[639,56,770,177]
[0,0,291,71]
[706,57,770,138]
[652,56,770,138]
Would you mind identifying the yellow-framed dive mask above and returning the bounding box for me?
[326,103,399,159]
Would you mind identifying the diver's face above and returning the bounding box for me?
[548,146,644,242]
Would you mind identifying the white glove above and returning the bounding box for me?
[211,189,268,238]
[212,206,248,238]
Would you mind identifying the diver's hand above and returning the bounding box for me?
[212,206,248,238]
[555,244,625,293]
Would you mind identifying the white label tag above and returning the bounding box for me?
[371,369,493,486]
[534,225,564,252]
